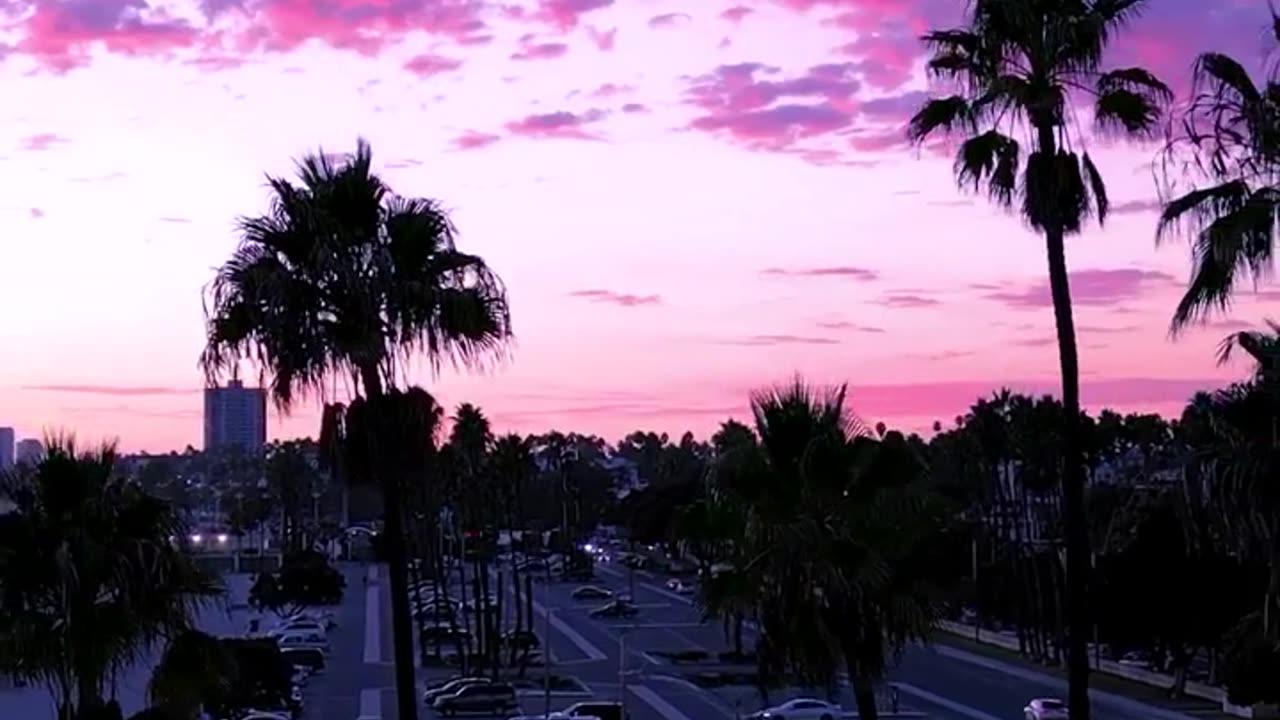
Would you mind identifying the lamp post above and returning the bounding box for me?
[619,625,633,720]
[543,579,553,717]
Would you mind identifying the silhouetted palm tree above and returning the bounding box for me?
[1158,11,1280,331]
[693,379,943,720]
[907,2,1171,714]
[201,138,512,720]
[0,438,222,720]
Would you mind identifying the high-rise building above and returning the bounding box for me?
[203,380,267,451]
[0,427,14,469]
[15,438,44,465]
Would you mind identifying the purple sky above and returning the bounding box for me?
[0,0,1275,452]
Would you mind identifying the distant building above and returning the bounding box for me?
[15,438,44,465]
[203,380,267,451]
[0,427,13,469]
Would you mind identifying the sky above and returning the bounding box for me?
[0,0,1278,453]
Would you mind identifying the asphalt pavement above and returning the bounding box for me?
[209,557,1236,720]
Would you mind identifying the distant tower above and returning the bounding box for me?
[203,380,267,451]
[15,438,44,465]
[0,427,14,469]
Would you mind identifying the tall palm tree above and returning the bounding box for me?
[0,438,222,720]
[201,138,512,720]
[907,2,1171,714]
[1158,12,1280,330]
[695,379,944,720]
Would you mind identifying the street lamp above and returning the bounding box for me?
[619,625,634,720]
[543,579,553,718]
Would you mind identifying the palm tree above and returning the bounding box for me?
[1158,12,1280,330]
[695,379,944,720]
[907,2,1171,714]
[490,433,536,672]
[201,138,512,720]
[0,438,222,720]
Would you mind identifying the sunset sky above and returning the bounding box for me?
[0,0,1276,453]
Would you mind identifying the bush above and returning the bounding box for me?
[1220,613,1280,707]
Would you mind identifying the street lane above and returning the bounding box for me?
[595,561,1217,720]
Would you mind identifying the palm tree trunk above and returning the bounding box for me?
[1041,174,1092,719]
[359,369,420,720]
[455,532,472,674]
[851,675,879,720]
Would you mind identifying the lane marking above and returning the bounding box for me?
[530,596,608,661]
[629,684,698,720]
[605,622,705,629]
[363,576,381,664]
[894,682,1002,720]
[358,687,382,719]
[931,645,1198,720]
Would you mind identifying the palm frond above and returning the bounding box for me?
[954,131,1020,207]
[907,96,975,144]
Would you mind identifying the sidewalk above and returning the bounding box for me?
[931,630,1236,720]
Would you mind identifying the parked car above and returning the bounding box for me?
[751,698,843,720]
[571,585,614,600]
[665,579,694,594]
[281,647,326,673]
[502,629,540,650]
[420,625,471,644]
[1024,698,1069,720]
[267,618,327,637]
[563,700,628,720]
[589,600,638,619]
[434,682,518,716]
[275,630,329,653]
[423,676,490,705]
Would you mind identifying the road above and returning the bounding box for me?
[354,559,1231,720]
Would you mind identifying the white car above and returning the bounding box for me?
[754,698,843,720]
[666,578,694,594]
[1024,698,1069,720]
[268,618,327,637]
[275,630,330,652]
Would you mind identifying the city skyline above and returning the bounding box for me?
[0,0,1274,453]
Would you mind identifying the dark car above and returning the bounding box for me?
[564,701,628,720]
[589,600,638,619]
[571,585,614,601]
[433,682,518,716]
[502,629,540,650]
[423,676,490,705]
[420,625,471,644]
[281,647,326,673]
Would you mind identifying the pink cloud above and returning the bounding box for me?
[451,130,502,150]
[816,320,885,333]
[1111,199,1161,215]
[620,102,649,114]
[683,62,862,158]
[29,208,45,219]
[22,132,68,150]
[568,289,661,306]
[720,6,753,23]
[587,82,633,98]
[505,109,608,140]
[875,293,940,308]
[984,269,1178,310]
[219,0,492,54]
[761,265,878,281]
[511,33,569,61]
[404,52,462,77]
[648,12,690,29]
[585,25,616,51]
[13,0,199,73]
[524,0,614,30]
[719,334,841,346]
[22,383,196,396]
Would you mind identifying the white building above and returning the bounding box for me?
[15,438,44,465]
[0,426,13,469]
[203,380,267,451]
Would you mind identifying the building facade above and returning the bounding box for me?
[203,380,267,451]
[14,438,44,465]
[0,426,13,469]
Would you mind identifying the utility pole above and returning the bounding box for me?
[543,580,553,717]
[619,627,628,719]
